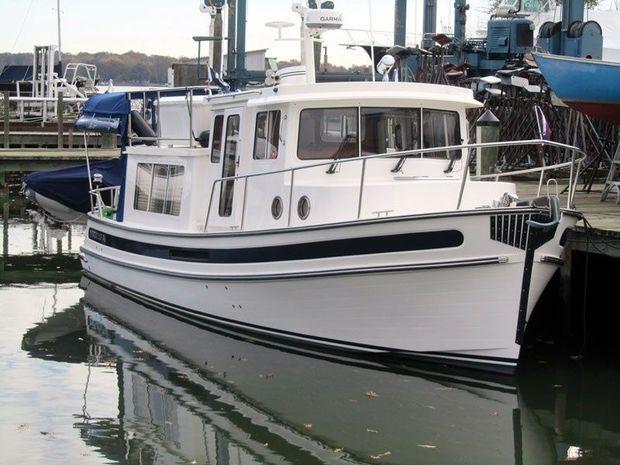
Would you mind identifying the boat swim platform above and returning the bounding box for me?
[0,148,118,173]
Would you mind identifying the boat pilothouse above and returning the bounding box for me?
[81,1,584,373]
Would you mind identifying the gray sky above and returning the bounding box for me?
[0,0,498,66]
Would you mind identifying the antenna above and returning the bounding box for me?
[265,21,296,41]
[291,1,343,84]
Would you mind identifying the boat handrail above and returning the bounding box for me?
[127,87,262,149]
[89,185,121,219]
[202,139,585,231]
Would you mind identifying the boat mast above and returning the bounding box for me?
[56,0,62,72]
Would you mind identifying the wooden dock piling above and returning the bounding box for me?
[57,91,64,149]
[3,92,9,149]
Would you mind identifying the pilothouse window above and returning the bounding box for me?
[361,108,420,155]
[298,108,358,160]
[133,163,185,216]
[211,115,224,163]
[422,110,461,159]
[254,110,281,159]
[297,107,462,160]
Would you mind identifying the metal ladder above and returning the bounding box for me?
[601,141,620,204]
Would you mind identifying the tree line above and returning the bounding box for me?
[0,51,193,85]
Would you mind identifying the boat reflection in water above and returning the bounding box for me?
[22,277,619,464]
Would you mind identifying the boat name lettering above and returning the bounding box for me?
[88,228,107,245]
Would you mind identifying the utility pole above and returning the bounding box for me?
[394,0,407,46]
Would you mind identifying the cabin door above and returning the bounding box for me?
[217,108,242,226]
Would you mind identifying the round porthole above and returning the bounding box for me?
[271,196,283,220]
[297,196,310,220]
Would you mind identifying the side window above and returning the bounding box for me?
[133,163,153,211]
[211,114,224,163]
[253,110,281,159]
[163,165,184,215]
[219,114,240,217]
[422,110,461,159]
[297,108,358,160]
[361,107,420,156]
[133,163,185,216]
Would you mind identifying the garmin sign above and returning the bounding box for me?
[304,9,343,29]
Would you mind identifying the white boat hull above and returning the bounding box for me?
[80,208,578,372]
[24,189,87,223]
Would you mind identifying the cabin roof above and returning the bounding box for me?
[206,81,482,110]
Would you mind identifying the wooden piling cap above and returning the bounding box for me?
[476,109,500,126]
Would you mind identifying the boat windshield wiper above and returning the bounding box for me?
[391,155,407,173]
[326,158,340,174]
[445,140,468,174]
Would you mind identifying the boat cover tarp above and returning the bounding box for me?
[0,65,33,82]
[24,159,122,214]
[74,92,130,141]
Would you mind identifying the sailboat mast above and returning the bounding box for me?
[57,0,62,71]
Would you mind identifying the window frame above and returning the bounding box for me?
[296,106,360,161]
[253,109,281,160]
[421,109,462,159]
[295,106,462,161]
[218,114,241,217]
[360,107,422,157]
[210,114,224,163]
[133,162,185,216]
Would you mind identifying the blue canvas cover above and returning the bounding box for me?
[74,92,131,141]
[0,65,33,82]
[24,159,122,214]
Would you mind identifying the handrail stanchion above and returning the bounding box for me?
[357,158,367,219]
[241,177,248,230]
[204,179,218,231]
[287,170,295,227]
[456,148,473,210]
[567,150,576,208]
[188,89,194,148]
[537,167,545,197]
[128,110,133,147]
[569,157,582,208]
[156,90,161,148]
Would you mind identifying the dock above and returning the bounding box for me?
[0,148,118,173]
[515,180,620,256]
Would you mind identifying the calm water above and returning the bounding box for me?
[1,213,620,465]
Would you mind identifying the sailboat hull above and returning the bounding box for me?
[534,53,620,125]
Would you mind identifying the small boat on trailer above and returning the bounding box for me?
[80,3,584,373]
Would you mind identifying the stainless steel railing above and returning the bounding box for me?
[126,86,261,148]
[87,139,585,226]
[203,139,586,232]
[90,185,121,218]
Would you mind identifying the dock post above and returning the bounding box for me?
[57,91,64,149]
[2,171,8,259]
[558,239,574,348]
[3,91,10,149]
[475,110,500,176]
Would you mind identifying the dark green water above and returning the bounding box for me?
[1,215,620,465]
